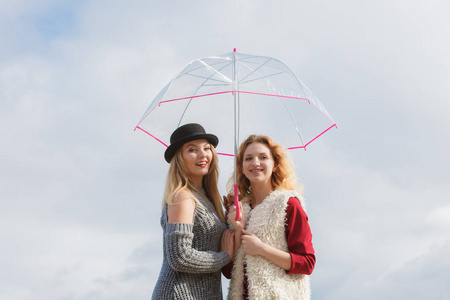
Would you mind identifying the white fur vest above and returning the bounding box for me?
[228,189,311,300]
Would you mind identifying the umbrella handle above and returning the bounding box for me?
[234,184,241,221]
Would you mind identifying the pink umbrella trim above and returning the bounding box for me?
[287,124,337,150]
[134,126,169,147]
[136,90,334,130]
[158,90,311,105]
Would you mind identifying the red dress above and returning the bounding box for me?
[222,197,315,299]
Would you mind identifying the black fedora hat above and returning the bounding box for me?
[164,123,219,163]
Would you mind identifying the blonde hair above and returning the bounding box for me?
[163,143,225,222]
[228,135,303,205]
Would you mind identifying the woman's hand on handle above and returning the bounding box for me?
[227,204,245,232]
[227,204,245,258]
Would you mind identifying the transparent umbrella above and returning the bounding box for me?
[135,49,337,218]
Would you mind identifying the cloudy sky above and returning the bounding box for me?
[1,0,449,299]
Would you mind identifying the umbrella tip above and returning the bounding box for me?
[233,48,237,52]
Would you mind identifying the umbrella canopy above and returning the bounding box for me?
[135,50,336,157]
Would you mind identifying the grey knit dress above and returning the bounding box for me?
[152,189,230,300]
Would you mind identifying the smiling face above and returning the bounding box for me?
[181,139,213,188]
[242,142,277,189]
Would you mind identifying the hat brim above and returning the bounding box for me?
[164,134,218,163]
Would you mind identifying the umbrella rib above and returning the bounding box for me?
[177,102,190,127]
[238,58,272,83]
[175,59,232,79]
[278,97,306,146]
[203,83,230,87]
[196,59,233,83]
[240,71,286,85]
[177,61,233,127]
[184,73,232,85]
[236,57,289,90]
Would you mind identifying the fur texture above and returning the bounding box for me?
[228,189,311,300]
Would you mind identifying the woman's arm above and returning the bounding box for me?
[285,197,315,275]
[240,198,316,273]
[241,229,292,271]
[164,224,231,273]
[164,190,231,273]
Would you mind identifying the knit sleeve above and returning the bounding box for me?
[165,222,231,273]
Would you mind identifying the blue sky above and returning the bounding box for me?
[1,1,449,299]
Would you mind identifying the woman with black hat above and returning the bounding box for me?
[152,123,234,300]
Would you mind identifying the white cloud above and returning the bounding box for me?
[355,240,450,299]
[426,205,450,227]
[0,216,156,299]
[294,147,450,299]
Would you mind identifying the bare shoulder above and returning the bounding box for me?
[167,189,196,224]
[172,189,193,204]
